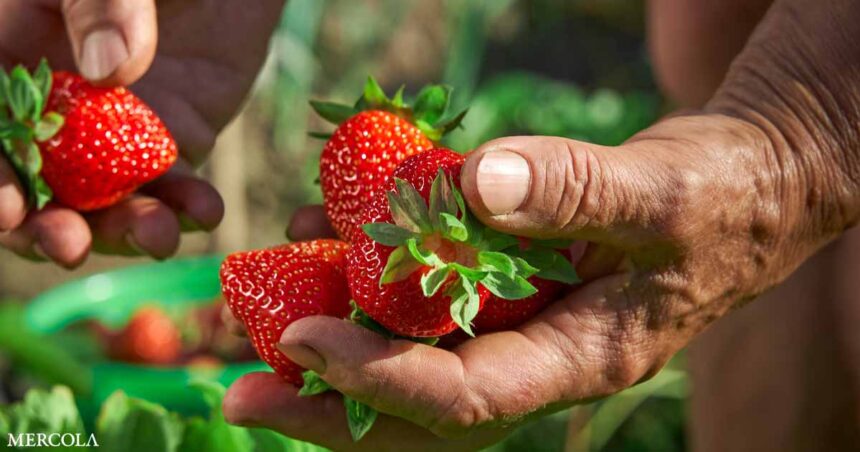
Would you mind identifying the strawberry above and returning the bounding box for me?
[349,149,579,337]
[106,306,182,366]
[312,77,467,241]
[0,60,177,211]
[220,239,351,385]
[474,248,577,333]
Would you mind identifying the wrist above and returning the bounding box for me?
[705,0,860,239]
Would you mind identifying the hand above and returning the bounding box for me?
[0,0,285,267]
[222,0,860,448]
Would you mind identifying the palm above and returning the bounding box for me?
[0,0,284,163]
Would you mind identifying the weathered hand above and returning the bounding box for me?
[223,1,860,450]
[0,0,285,266]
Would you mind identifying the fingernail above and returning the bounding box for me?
[476,150,531,215]
[80,28,129,81]
[276,342,326,373]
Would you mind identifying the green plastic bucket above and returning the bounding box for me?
[24,255,269,420]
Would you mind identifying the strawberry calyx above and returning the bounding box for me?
[309,76,467,141]
[0,59,60,209]
[362,170,579,336]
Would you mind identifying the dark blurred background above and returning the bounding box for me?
[0,1,688,450]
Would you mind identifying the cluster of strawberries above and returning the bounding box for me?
[219,78,580,440]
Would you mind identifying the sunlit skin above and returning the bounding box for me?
[0,0,285,266]
[221,1,860,450]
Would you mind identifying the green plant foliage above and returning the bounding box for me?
[0,383,328,452]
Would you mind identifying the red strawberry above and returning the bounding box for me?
[0,60,177,211]
[320,110,432,241]
[312,77,467,241]
[220,240,351,385]
[106,306,182,365]
[349,149,577,337]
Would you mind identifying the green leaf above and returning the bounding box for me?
[299,370,333,397]
[188,380,226,412]
[34,111,64,142]
[406,238,444,267]
[413,84,451,125]
[363,76,388,106]
[513,256,540,278]
[391,85,405,108]
[309,100,357,125]
[33,177,53,210]
[514,248,580,285]
[449,262,488,282]
[437,108,469,134]
[439,213,468,242]
[481,272,538,300]
[362,222,416,246]
[350,302,395,338]
[1,386,86,438]
[380,245,423,285]
[181,381,254,452]
[481,228,520,251]
[97,391,185,452]
[477,251,517,279]
[344,397,377,442]
[448,277,480,336]
[428,169,459,227]
[393,178,432,230]
[307,131,332,140]
[9,65,41,122]
[420,266,451,297]
[33,59,52,101]
[387,191,421,233]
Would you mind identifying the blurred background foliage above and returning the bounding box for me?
[0,0,686,450]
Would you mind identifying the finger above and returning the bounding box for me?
[221,304,247,337]
[286,205,338,241]
[460,136,665,246]
[223,372,504,451]
[0,206,91,268]
[0,157,27,232]
[278,272,661,437]
[141,170,225,232]
[61,0,157,86]
[86,196,180,259]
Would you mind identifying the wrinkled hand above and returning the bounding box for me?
[222,1,860,449]
[0,0,285,266]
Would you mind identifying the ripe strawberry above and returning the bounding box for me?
[0,60,177,211]
[107,306,182,365]
[220,240,351,385]
[349,149,578,337]
[312,77,466,241]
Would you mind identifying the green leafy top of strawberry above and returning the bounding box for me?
[310,76,467,141]
[362,169,578,336]
[0,59,61,209]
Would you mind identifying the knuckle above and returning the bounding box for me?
[427,384,490,438]
[541,140,603,232]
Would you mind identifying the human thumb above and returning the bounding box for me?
[460,135,662,245]
[61,0,157,86]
